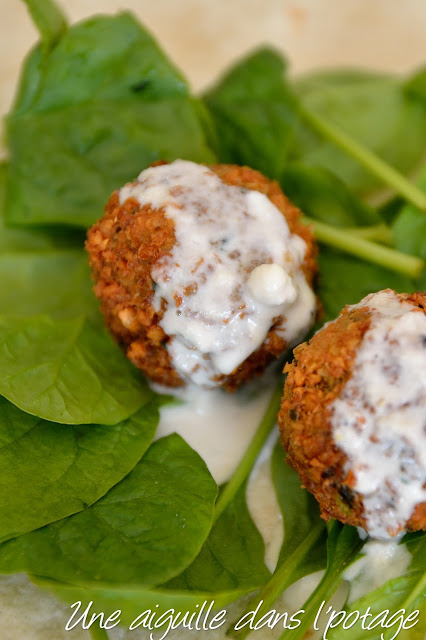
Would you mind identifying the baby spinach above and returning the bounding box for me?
[5,9,214,227]
[22,0,67,51]
[280,164,380,227]
[204,50,426,201]
[317,249,414,323]
[0,314,149,425]
[294,70,426,197]
[272,442,327,574]
[0,250,96,320]
[328,533,426,640]
[166,482,270,594]
[392,166,426,289]
[278,522,365,640]
[33,577,244,627]
[0,163,83,251]
[203,47,299,179]
[0,396,159,542]
[300,163,416,322]
[0,434,217,588]
[404,65,426,104]
[228,442,327,639]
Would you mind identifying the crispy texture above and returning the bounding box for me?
[86,163,317,390]
[279,291,426,534]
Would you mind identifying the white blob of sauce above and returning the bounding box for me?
[343,539,412,604]
[330,289,426,539]
[247,263,297,306]
[120,160,316,387]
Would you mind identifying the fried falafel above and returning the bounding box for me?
[279,289,426,539]
[86,160,317,390]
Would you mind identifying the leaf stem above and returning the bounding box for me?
[302,216,424,278]
[348,223,393,245]
[227,521,325,639]
[299,106,426,212]
[89,627,110,640]
[213,380,283,522]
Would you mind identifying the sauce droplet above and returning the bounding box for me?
[247,263,297,306]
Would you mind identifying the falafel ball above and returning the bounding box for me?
[86,160,317,390]
[279,289,426,539]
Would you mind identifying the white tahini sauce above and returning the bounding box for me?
[343,539,412,604]
[120,160,316,387]
[154,376,274,486]
[330,289,426,539]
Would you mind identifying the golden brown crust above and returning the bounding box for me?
[278,291,426,533]
[86,163,317,390]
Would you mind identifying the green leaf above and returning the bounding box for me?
[228,442,327,640]
[392,165,426,290]
[294,70,426,196]
[0,314,149,425]
[34,577,244,627]
[0,250,96,319]
[0,163,83,251]
[89,626,109,640]
[328,533,426,640]
[0,396,159,542]
[317,248,414,323]
[278,522,365,640]
[22,0,67,51]
[280,164,380,227]
[166,482,270,593]
[0,434,217,588]
[404,66,426,104]
[204,51,426,199]
[272,442,327,573]
[5,13,214,227]
[203,47,299,179]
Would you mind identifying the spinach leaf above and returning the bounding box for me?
[204,50,426,199]
[317,249,414,323]
[38,484,267,625]
[5,12,214,227]
[0,396,158,542]
[33,577,244,627]
[392,166,426,290]
[203,47,299,179]
[294,70,426,196]
[0,314,149,425]
[228,442,327,640]
[0,434,217,588]
[280,163,380,227]
[328,533,426,640]
[378,195,406,226]
[22,0,67,51]
[0,250,96,320]
[166,482,271,593]
[404,65,426,104]
[272,441,327,573]
[277,522,365,640]
[0,163,83,251]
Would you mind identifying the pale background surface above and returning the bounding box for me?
[0,1,425,638]
[1,0,426,117]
